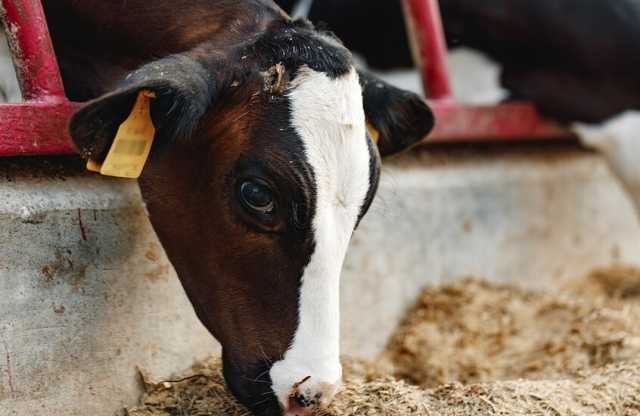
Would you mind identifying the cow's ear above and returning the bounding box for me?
[358,69,434,157]
[70,54,214,162]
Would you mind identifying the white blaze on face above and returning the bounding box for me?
[269,66,371,409]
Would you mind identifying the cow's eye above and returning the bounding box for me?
[239,179,275,214]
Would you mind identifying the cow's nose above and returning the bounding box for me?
[282,378,339,416]
[269,354,342,414]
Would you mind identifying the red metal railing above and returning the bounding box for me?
[403,0,453,100]
[402,0,574,143]
[0,0,572,157]
[0,0,79,156]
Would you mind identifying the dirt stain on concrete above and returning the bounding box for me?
[144,264,170,282]
[145,243,162,262]
[1,337,14,397]
[40,249,88,291]
[52,304,66,315]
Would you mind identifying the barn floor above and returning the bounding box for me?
[127,265,640,416]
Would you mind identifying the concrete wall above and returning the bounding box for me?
[0,158,219,416]
[1,144,640,415]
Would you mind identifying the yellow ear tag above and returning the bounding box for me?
[86,90,156,179]
[366,122,380,144]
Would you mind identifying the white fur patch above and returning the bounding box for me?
[573,111,640,212]
[269,66,371,409]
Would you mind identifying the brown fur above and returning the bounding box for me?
[43,0,286,100]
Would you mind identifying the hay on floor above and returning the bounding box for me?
[127,265,640,416]
[126,358,640,416]
[383,271,640,388]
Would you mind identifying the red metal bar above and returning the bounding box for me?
[402,0,453,100]
[0,102,80,155]
[0,0,575,157]
[0,0,77,156]
[0,0,66,101]
[402,0,573,143]
[427,101,575,143]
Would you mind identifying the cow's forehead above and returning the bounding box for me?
[286,64,371,241]
[290,65,364,125]
[287,65,369,208]
[247,23,353,81]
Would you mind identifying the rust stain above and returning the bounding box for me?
[40,250,72,283]
[2,339,14,395]
[40,249,87,291]
[144,264,170,282]
[52,304,66,315]
[41,264,56,281]
[77,209,87,241]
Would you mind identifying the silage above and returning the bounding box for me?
[127,265,640,416]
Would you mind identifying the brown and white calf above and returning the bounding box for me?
[42,1,434,415]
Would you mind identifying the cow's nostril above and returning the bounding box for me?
[289,389,326,411]
[292,393,305,407]
[282,382,338,415]
[291,392,312,407]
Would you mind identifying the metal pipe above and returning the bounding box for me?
[0,0,66,101]
[402,0,453,100]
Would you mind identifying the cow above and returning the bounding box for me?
[437,0,640,212]
[41,1,434,415]
[437,0,640,123]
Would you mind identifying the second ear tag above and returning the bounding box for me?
[95,90,157,179]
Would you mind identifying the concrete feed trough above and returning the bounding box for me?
[2,144,640,415]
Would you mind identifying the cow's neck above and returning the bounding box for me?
[43,0,286,100]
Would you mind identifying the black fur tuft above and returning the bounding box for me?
[246,22,352,79]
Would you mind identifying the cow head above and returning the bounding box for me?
[70,20,433,416]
